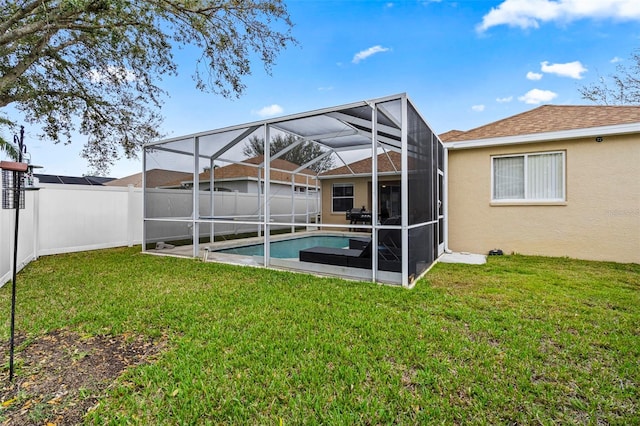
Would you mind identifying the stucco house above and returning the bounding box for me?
[319,151,403,225]
[442,105,640,264]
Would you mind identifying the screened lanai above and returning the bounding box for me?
[143,93,445,287]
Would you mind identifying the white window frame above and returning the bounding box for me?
[331,183,354,213]
[491,151,566,203]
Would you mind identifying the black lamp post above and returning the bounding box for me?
[0,126,27,382]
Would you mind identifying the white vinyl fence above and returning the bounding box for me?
[0,183,143,287]
[145,188,321,245]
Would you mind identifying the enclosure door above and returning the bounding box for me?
[379,182,401,220]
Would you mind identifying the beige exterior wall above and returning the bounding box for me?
[447,134,640,263]
[320,176,399,226]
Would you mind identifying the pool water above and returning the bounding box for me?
[215,235,353,258]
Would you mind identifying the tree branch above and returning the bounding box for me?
[0,4,83,47]
[0,31,56,97]
[0,0,44,36]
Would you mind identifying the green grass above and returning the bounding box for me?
[2,247,639,424]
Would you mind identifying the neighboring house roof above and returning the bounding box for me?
[105,169,191,188]
[162,155,319,188]
[35,174,115,185]
[321,151,401,177]
[214,155,316,179]
[441,105,640,145]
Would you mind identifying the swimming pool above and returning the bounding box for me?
[215,235,353,258]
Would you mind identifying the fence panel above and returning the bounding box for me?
[0,186,37,286]
[1,183,143,286]
[36,184,142,256]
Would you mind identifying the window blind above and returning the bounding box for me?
[493,152,564,201]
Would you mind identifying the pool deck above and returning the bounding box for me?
[147,231,487,268]
[145,229,486,287]
[147,230,370,263]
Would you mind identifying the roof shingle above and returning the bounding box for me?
[106,156,318,189]
[440,105,640,142]
[105,169,191,188]
[321,152,401,176]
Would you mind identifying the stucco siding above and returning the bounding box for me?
[447,134,640,263]
[320,176,400,226]
[321,177,371,226]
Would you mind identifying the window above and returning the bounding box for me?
[332,183,354,212]
[492,151,565,202]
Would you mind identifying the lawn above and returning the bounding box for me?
[1,247,638,424]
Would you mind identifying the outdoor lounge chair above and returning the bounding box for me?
[299,217,402,272]
[348,237,370,250]
[299,241,373,269]
[298,240,401,272]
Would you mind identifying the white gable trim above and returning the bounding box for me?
[444,122,640,150]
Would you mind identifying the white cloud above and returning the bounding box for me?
[385,2,394,8]
[472,104,486,112]
[318,86,334,92]
[254,104,283,117]
[496,96,513,103]
[518,88,558,104]
[88,66,136,83]
[352,45,391,64]
[540,60,587,79]
[477,0,640,32]
[610,56,622,63]
[527,71,543,80]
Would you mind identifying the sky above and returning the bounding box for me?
[3,0,640,178]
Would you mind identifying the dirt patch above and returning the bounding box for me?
[0,329,166,425]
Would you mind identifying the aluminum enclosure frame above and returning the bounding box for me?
[142,93,445,287]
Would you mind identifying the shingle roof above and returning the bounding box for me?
[198,156,317,186]
[109,158,318,189]
[105,169,191,188]
[440,105,640,142]
[321,151,401,177]
[439,130,465,141]
[151,156,318,188]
